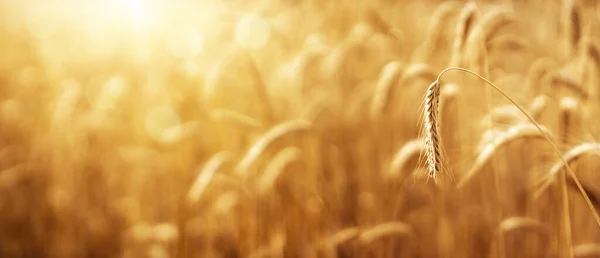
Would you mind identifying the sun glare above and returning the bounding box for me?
[118,0,157,31]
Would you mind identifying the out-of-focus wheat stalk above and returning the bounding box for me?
[237,120,311,177]
[458,124,548,188]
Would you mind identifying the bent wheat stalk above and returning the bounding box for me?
[400,63,438,86]
[480,105,523,128]
[371,61,404,117]
[457,124,548,188]
[422,67,600,227]
[562,0,582,58]
[535,143,600,198]
[359,221,414,257]
[450,2,479,66]
[237,120,311,177]
[497,217,550,258]
[247,233,286,258]
[412,1,460,63]
[257,147,301,195]
[210,109,263,131]
[359,221,413,245]
[488,34,529,53]
[204,47,275,124]
[526,57,557,96]
[550,74,589,100]
[528,95,549,121]
[319,227,361,258]
[574,243,600,258]
[187,152,233,205]
[388,139,424,181]
[463,8,515,74]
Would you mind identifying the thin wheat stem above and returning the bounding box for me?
[430,66,600,228]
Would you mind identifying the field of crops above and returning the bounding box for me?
[0,0,600,257]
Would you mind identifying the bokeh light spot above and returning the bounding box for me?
[235,14,271,50]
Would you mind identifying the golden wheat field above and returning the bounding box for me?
[1,0,600,257]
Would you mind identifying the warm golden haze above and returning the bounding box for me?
[0,0,599,257]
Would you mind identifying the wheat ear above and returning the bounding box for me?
[359,221,413,245]
[458,124,548,188]
[371,61,404,117]
[586,41,600,68]
[204,46,275,124]
[450,2,479,66]
[479,105,523,128]
[488,34,529,52]
[479,94,547,126]
[319,227,361,258]
[400,63,438,85]
[467,8,514,68]
[573,243,600,258]
[526,57,557,96]
[412,1,460,63]
[534,143,600,198]
[423,80,443,180]
[257,147,301,195]
[237,120,311,177]
[428,67,600,227]
[187,152,233,205]
[323,38,364,90]
[562,0,582,58]
[388,139,424,181]
[584,40,600,102]
[528,95,549,121]
[550,73,589,100]
[247,233,285,258]
[497,217,550,258]
[359,221,414,257]
[210,109,263,131]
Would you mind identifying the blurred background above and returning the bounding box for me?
[0,0,600,257]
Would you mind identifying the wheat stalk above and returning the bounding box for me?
[247,233,286,258]
[562,0,582,58]
[257,146,301,195]
[488,34,529,53]
[557,97,581,258]
[400,63,438,86]
[573,243,600,258]
[526,57,557,96]
[535,143,600,198]
[464,8,515,74]
[204,46,275,123]
[412,1,460,63]
[497,217,550,258]
[237,120,311,177]
[480,105,523,129]
[187,152,233,205]
[319,227,361,258]
[587,41,600,68]
[458,124,548,188]
[210,109,263,131]
[550,73,589,100]
[388,139,424,181]
[371,61,404,117]
[359,221,413,245]
[425,67,600,228]
[450,2,479,66]
[528,94,549,121]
